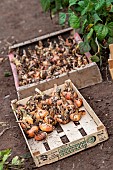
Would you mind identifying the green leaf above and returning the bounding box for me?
[95,0,105,10]
[0,163,3,170]
[81,19,87,33]
[78,1,87,12]
[107,22,113,36]
[91,55,100,62]
[90,39,98,53]
[0,149,11,164]
[87,28,94,40]
[109,5,113,12]
[68,7,73,16]
[108,37,113,44]
[94,24,108,41]
[62,0,69,7]
[81,4,89,15]
[69,14,80,28]
[106,0,111,8]
[69,0,77,6]
[55,0,62,10]
[78,1,85,8]
[59,12,66,25]
[3,154,10,163]
[81,2,93,15]
[79,41,91,54]
[0,149,11,158]
[93,13,102,24]
[40,0,50,11]
[11,156,21,166]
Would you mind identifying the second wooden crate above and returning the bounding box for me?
[9,28,102,99]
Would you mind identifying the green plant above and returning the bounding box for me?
[40,0,113,63]
[0,149,24,170]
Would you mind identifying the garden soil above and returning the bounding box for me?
[0,1,113,170]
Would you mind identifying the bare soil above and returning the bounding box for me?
[0,1,113,170]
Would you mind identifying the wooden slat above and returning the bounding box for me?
[109,68,113,79]
[76,124,82,130]
[79,106,97,135]
[108,44,113,79]
[58,131,65,137]
[108,59,113,69]
[60,121,82,142]
[10,27,73,49]
[109,44,113,59]
[46,130,63,150]
[9,53,19,89]
[17,96,31,105]
[28,138,46,154]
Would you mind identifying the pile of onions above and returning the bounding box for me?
[15,81,86,141]
[11,35,89,86]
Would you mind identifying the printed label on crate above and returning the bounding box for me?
[97,130,108,142]
[37,136,96,165]
[37,150,59,165]
[58,136,96,158]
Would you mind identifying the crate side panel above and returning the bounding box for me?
[57,129,108,161]
[10,27,73,49]
[18,62,102,99]
[9,53,19,90]
[70,62,102,89]
[35,149,59,167]
[35,128,108,167]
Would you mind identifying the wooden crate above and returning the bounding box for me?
[9,27,102,99]
[11,80,108,167]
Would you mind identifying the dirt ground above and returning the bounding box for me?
[0,1,113,170]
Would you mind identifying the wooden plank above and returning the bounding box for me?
[9,53,19,89]
[58,131,65,137]
[28,138,46,155]
[108,59,113,79]
[79,106,97,135]
[109,68,113,79]
[108,44,113,79]
[17,96,31,105]
[60,121,82,142]
[108,59,113,69]
[46,130,63,149]
[18,62,102,99]
[109,44,113,59]
[10,27,73,49]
